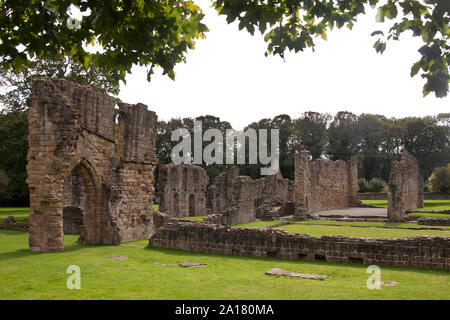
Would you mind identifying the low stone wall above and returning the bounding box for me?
[418,218,450,226]
[424,193,450,200]
[0,216,29,231]
[358,193,387,200]
[358,193,450,201]
[149,219,449,270]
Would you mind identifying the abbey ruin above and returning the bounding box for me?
[157,164,208,218]
[294,151,361,219]
[24,78,441,270]
[27,78,157,252]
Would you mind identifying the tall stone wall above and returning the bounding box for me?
[150,217,450,270]
[26,78,157,252]
[157,164,207,218]
[388,151,424,220]
[294,151,361,219]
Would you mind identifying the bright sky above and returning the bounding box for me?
[119,0,449,130]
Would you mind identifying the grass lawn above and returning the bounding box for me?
[361,200,450,212]
[0,207,30,223]
[293,219,450,230]
[182,216,204,221]
[0,230,449,300]
[0,206,161,224]
[276,224,450,238]
[407,212,450,219]
[233,220,285,228]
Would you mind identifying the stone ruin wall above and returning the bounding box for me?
[157,164,207,218]
[26,78,157,252]
[205,167,256,225]
[294,151,360,219]
[150,215,449,270]
[253,171,295,220]
[205,167,294,225]
[388,151,424,220]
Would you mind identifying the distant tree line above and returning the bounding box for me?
[158,112,450,185]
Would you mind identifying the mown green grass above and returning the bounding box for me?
[1,206,161,224]
[0,230,449,300]
[0,207,29,223]
[276,224,450,238]
[293,219,450,230]
[361,200,450,212]
[233,220,285,228]
[407,212,450,219]
[182,216,204,221]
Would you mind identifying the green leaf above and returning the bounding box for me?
[375,8,384,22]
[411,61,422,77]
[370,30,384,37]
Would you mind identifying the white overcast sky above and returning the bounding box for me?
[119,0,449,130]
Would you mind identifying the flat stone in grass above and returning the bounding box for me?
[153,263,178,267]
[109,255,128,261]
[380,281,398,287]
[179,262,207,268]
[265,268,328,280]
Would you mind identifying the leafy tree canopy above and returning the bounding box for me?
[213,0,449,97]
[0,0,208,83]
[0,1,447,97]
[0,55,120,112]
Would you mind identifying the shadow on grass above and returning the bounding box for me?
[0,242,86,262]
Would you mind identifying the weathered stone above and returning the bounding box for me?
[294,151,361,219]
[265,268,328,280]
[27,78,158,252]
[380,281,399,287]
[179,262,207,267]
[0,216,29,231]
[157,164,207,218]
[205,167,294,225]
[388,151,424,220]
[149,220,450,270]
[205,167,256,225]
[109,255,128,260]
[418,218,450,226]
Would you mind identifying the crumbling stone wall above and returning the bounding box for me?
[27,78,157,252]
[418,218,450,226]
[388,151,424,220]
[0,216,29,231]
[205,167,294,225]
[254,171,294,221]
[157,164,207,218]
[150,216,449,270]
[205,167,257,225]
[294,151,360,219]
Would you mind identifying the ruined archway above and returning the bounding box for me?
[63,169,86,234]
[66,160,102,245]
